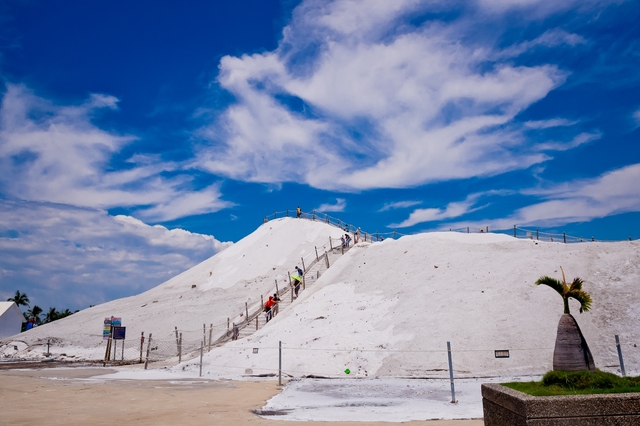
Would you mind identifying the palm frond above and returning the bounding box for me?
[535,276,564,296]
[567,289,592,313]
[568,277,584,292]
[560,266,569,292]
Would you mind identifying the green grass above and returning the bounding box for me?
[503,370,640,396]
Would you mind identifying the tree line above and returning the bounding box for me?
[7,290,78,331]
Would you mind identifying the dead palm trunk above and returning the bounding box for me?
[553,314,595,372]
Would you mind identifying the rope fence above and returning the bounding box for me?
[6,334,634,381]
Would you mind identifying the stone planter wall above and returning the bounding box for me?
[482,383,640,425]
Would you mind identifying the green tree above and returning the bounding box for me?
[44,307,60,323]
[535,267,595,372]
[58,309,74,319]
[7,290,30,308]
[26,305,43,325]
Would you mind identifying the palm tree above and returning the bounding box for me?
[58,309,74,319]
[7,290,30,308]
[26,305,43,325]
[536,267,595,372]
[44,307,60,323]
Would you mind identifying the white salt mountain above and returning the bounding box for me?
[3,218,639,379]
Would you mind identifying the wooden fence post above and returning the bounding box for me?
[208,324,213,351]
[144,333,153,370]
[256,316,259,330]
[203,323,207,348]
[174,326,179,352]
[178,333,182,363]
[315,246,319,261]
[139,331,144,363]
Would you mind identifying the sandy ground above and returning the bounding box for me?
[0,367,484,426]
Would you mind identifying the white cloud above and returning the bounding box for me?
[499,29,587,58]
[534,132,601,152]
[316,198,347,213]
[633,109,640,127]
[443,163,640,230]
[0,84,232,222]
[524,118,578,129]
[0,199,231,310]
[475,0,621,17]
[195,0,579,191]
[389,195,486,228]
[378,200,422,212]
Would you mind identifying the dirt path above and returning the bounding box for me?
[0,367,484,425]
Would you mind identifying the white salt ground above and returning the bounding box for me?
[82,366,540,422]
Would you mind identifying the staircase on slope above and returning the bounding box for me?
[213,240,352,345]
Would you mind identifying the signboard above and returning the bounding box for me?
[103,316,123,340]
[495,350,510,358]
[103,317,112,340]
[112,326,126,340]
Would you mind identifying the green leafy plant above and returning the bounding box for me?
[504,370,640,396]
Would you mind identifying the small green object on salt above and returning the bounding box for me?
[344,368,350,374]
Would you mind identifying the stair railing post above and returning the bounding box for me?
[325,251,329,268]
[245,302,249,322]
[279,340,282,386]
[301,257,306,273]
[315,246,319,261]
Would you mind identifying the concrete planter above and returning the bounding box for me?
[482,383,640,425]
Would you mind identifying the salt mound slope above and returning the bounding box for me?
[194,232,640,378]
[3,218,345,359]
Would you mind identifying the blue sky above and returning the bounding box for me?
[1,0,639,312]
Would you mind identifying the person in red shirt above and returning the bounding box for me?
[264,296,275,322]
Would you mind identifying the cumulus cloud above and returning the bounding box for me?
[0,199,231,311]
[195,0,584,191]
[0,84,232,222]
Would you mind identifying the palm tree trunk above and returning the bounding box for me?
[553,314,596,372]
